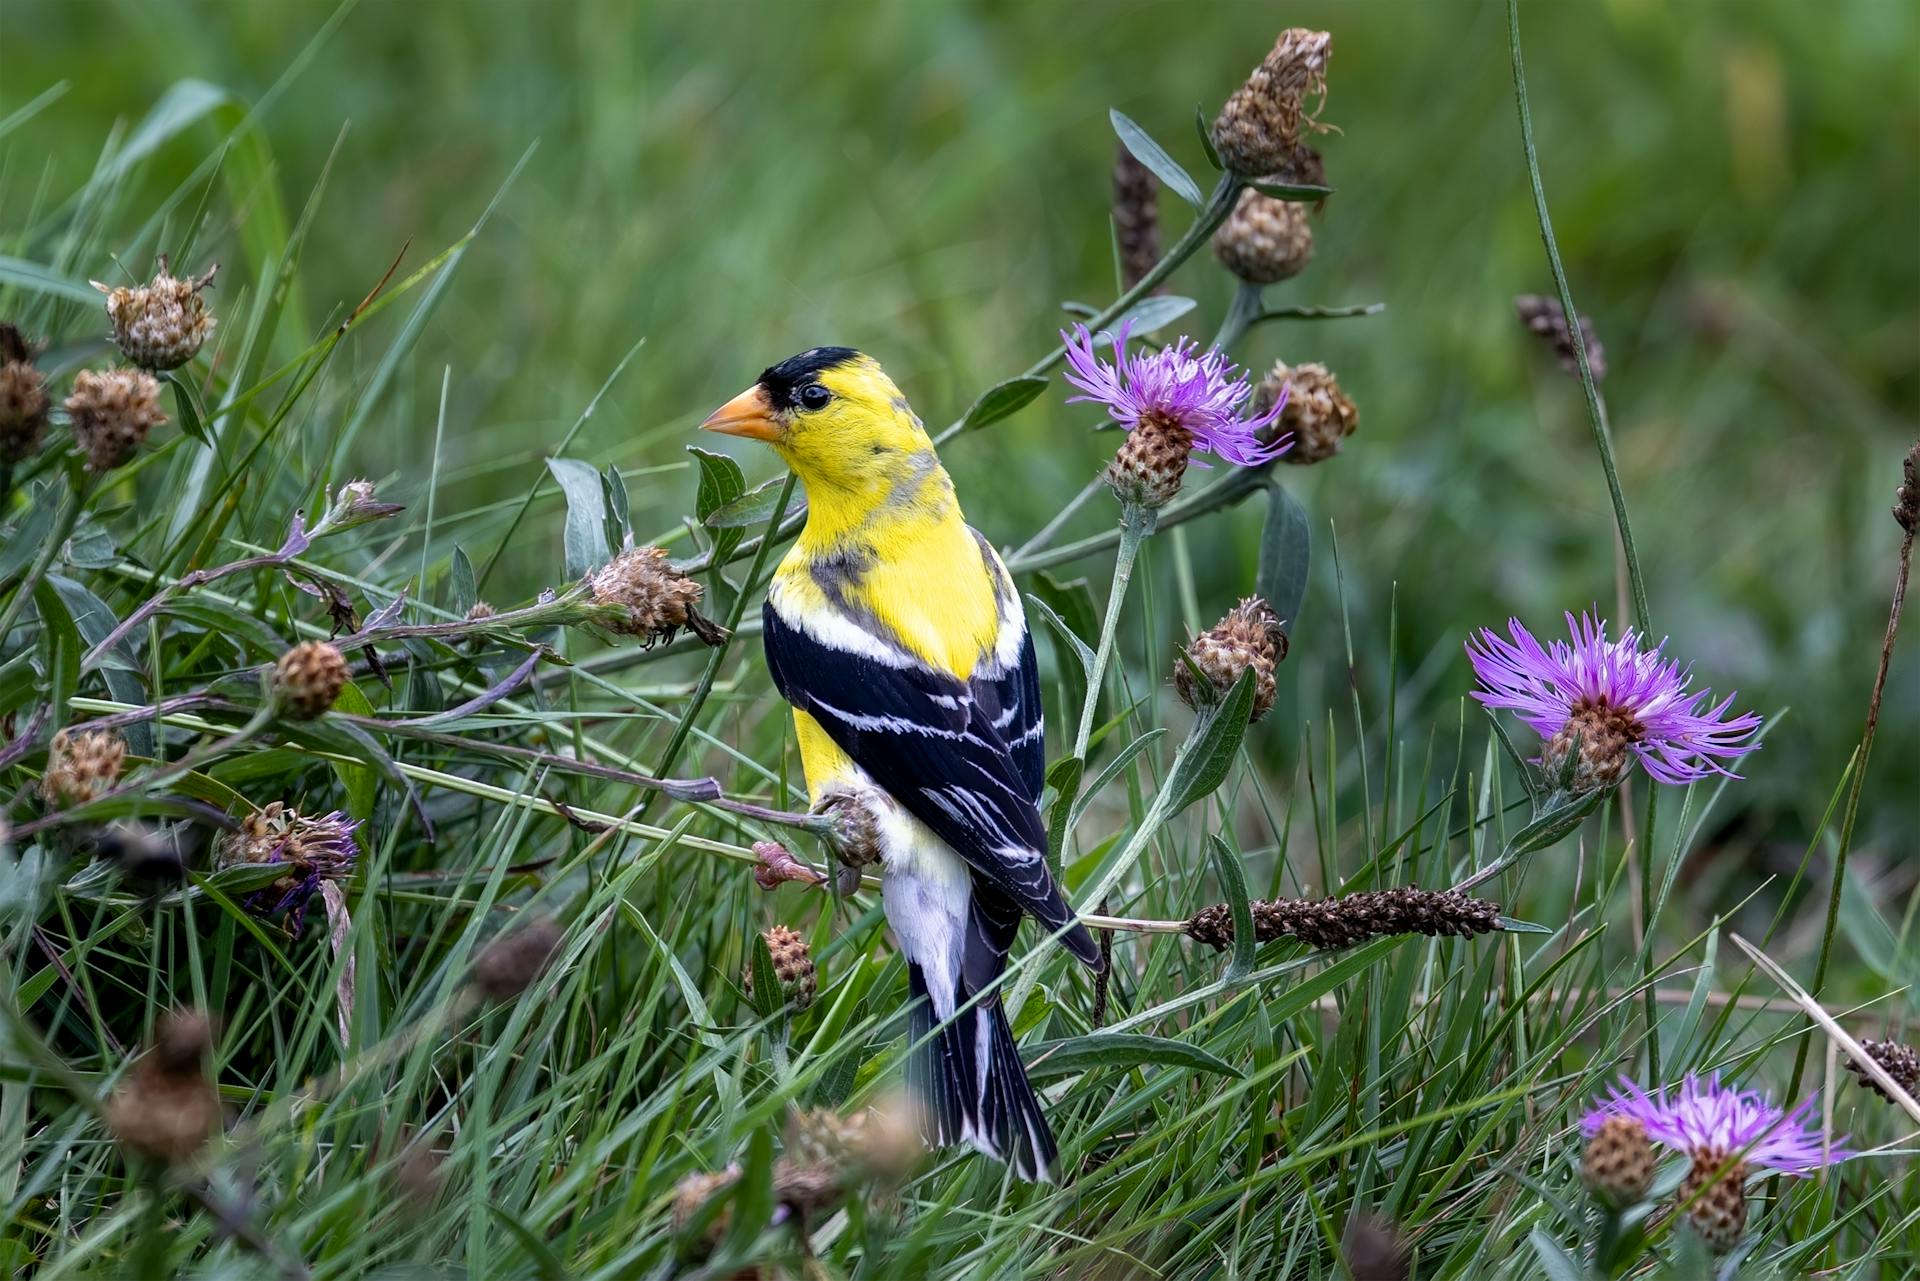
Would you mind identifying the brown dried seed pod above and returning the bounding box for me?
[1211,28,1333,177]
[273,641,349,719]
[815,784,886,869]
[1213,188,1314,286]
[0,323,49,464]
[39,728,126,808]
[1104,412,1194,510]
[468,915,563,1003]
[1581,1115,1655,1206]
[1176,596,1287,721]
[1514,294,1607,382]
[744,924,816,1010]
[94,257,218,371]
[1846,1038,1920,1102]
[64,368,165,472]
[1894,440,1918,534]
[103,1008,221,1165]
[589,546,727,646]
[1681,1150,1748,1253]
[1187,888,1504,952]
[1254,360,1357,465]
[1112,145,1161,291]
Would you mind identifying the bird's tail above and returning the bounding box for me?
[907,963,1058,1183]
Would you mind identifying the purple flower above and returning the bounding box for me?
[219,803,362,935]
[1466,612,1761,790]
[1584,1074,1846,1175]
[1060,321,1291,467]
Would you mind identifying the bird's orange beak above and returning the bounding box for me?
[698,385,781,442]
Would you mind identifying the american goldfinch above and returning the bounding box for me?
[702,347,1102,1182]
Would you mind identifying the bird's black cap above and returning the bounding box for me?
[758,346,860,411]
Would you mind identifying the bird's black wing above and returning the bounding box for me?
[969,627,1045,802]
[765,601,1100,970]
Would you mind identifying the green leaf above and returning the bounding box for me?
[449,546,477,617]
[0,484,56,581]
[602,464,631,544]
[1111,293,1197,338]
[487,1204,567,1281]
[329,681,379,820]
[0,256,96,304]
[1256,483,1310,633]
[1109,108,1203,207]
[1029,575,1102,747]
[32,580,79,731]
[956,375,1048,434]
[1027,1032,1241,1082]
[1194,104,1223,170]
[747,930,785,1022]
[1484,711,1540,803]
[1247,178,1336,203]
[703,475,787,529]
[546,457,611,580]
[687,446,747,567]
[1526,1227,1593,1281]
[1207,834,1257,980]
[1508,788,1606,856]
[1161,667,1257,818]
[1067,728,1165,832]
[163,371,211,446]
[1044,755,1084,865]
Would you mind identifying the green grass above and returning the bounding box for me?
[1,1,1916,1277]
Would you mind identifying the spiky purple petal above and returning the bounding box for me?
[1584,1074,1846,1175]
[1060,321,1291,466]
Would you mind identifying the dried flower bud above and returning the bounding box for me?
[671,1166,739,1245]
[39,728,126,808]
[1104,411,1194,510]
[273,641,349,719]
[745,924,816,1010]
[103,1008,220,1165]
[324,477,404,531]
[1213,189,1315,285]
[1581,1115,1655,1206]
[1514,294,1606,383]
[1341,1213,1411,1281]
[468,914,563,1003]
[1681,1150,1748,1253]
[1895,440,1919,535]
[1542,700,1639,794]
[752,840,825,891]
[1846,1039,1920,1103]
[1211,28,1333,177]
[589,546,727,647]
[1187,887,1503,953]
[64,368,165,472]
[465,601,497,622]
[0,323,49,464]
[785,1098,924,1183]
[94,257,217,371]
[217,802,361,933]
[1254,361,1357,464]
[1113,145,1161,291]
[815,784,886,870]
[1176,596,1287,721]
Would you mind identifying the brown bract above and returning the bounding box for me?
[589,546,727,646]
[1211,28,1333,177]
[64,368,165,472]
[274,641,349,719]
[1581,1115,1654,1206]
[0,323,49,464]
[744,924,816,1010]
[40,728,126,809]
[94,258,217,371]
[103,1008,220,1165]
[1105,411,1194,510]
[1681,1150,1748,1253]
[1256,360,1357,465]
[1214,189,1314,285]
[1176,596,1287,721]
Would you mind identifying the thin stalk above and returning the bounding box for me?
[1071,502,1155,762]
[1508,0,1650,635]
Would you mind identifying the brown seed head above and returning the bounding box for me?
[104,1007,220,1165]
[1681,1149,1748,1253]
[1211,28,1333,177]
[745,924,816,1010]
[815,784,886,870]
[1105,411,1194,510]
[468,914,564,1003]
[0,324,49,464]
[1581,1115,1655,1206]
[1188,887,1504,953]
[94,258,217,371]
[273,641,349,719]
[1112,145,1162,291]
[785,1097,924,1183]
[589,546,726,646]
[1542,698,1640,793]
[1846,1038,1920,1103]
[1255,360,1357,464]
[670,1166,739,1244]
[465,601,497,621]
[1895,439,1919,534]
[64,367,165,472]
[1176,596,1287,721]
[1213,188,1314,285]
[1514,294,1607,383]
[40,728,126,809]
[1341,1213,1412,1281]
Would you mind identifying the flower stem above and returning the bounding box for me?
[1508,0,1650,637]
[1071,502,1155,762]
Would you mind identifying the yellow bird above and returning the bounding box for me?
[702,347,1101,1182]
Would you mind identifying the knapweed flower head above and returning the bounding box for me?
[1467,612,1761,792]
[1062,321,1290,508]
[0,323,49,464]
[217,802,361,934]
[588,545,727,646]
[64,367,166,472]
[1584,1074,1845,1176]
[94,256,217,371]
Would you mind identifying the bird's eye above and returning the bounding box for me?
[799,383,832,410]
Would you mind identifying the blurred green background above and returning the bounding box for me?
[8,0,1916,920]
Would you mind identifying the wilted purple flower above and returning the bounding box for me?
[1584,1074,1845,1175]
[1466,612,1761,791]
[1061,321,1290,467]
[218,802,362,934]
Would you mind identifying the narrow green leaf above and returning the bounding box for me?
[449,547,477,616]
[33,580,79,731]
[602,465,632,542]
[162,372,211,446]
[1194,104,1223,170]
[546,457,611,580]
[687,446,747,566]
[1044,755,1084,865]
[1247,179,1336,203]
[748,930,785,1022]
[1508,788,1606,856]
[1110,108,1203,207]
[329,681,379,820]
[487,1203,567,1281]
[1111,293,1197,338]
[703,475,787,529]
[0,485,56,581]
[1162,667,1256,818]
[0,256,96,304]
[1027,1032,1241,1081]
[1256,483,1311,632]
[1207,834,1257,980]
[957,375,1048,434]
[1483,710,1540,803]
[1526,1227,1592,1281]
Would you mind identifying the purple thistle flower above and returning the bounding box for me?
[1466,611,1761,790]
[1060,321,1291,467]
[219,803,362,935]
[1583,1074,1847,1175]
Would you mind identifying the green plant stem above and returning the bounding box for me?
[1508,0,1649,637]
[0,471,86,644]
[1638,785,1661,1085]
[1071,502,1155,762]
[1013,465,1263,576]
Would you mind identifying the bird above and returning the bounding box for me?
[701,346,1103,1181]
